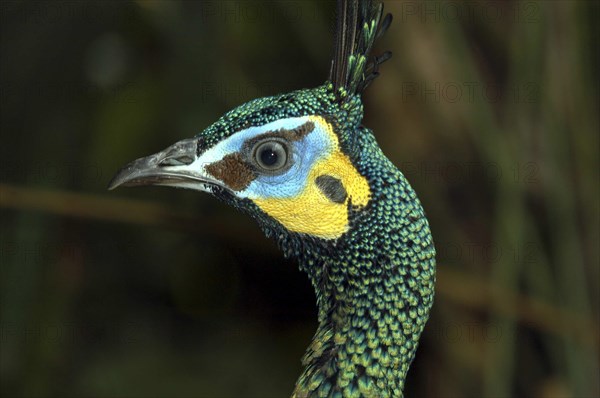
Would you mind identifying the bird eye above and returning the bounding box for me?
[252,139,289,172]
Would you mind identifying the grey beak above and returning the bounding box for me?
[108,138,217,190]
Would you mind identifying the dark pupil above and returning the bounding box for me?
[260,147,278,166]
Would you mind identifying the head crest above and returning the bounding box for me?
[329,0,393,98]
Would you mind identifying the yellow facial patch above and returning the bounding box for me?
[253,116,371,239]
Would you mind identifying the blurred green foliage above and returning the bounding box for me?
[1,1,598,397]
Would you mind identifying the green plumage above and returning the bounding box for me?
[187,1,436,395]
[193,82,436,397]
[291,124,436,397]
[110,1,436,396]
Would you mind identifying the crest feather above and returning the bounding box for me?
[329,0,393,97]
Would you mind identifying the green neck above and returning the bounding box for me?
[291,134,436,398]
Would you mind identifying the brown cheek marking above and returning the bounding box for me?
[205,153,256,191]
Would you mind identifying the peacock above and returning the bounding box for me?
[109,0,436,396]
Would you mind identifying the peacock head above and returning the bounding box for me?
[110,0,393,247]
[109,85,372,242]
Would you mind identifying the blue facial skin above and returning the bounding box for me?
[205,116,334,200]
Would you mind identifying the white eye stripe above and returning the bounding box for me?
[191,116,313,169]
[187,115,336,200]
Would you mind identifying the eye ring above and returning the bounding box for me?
[250,138,292,174]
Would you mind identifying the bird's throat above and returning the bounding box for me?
[291,154,436,398]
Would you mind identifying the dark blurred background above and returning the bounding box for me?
[1,1,598,397]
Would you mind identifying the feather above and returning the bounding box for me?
[329,0,392,98]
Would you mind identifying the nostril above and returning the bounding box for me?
[159,156,195,167]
